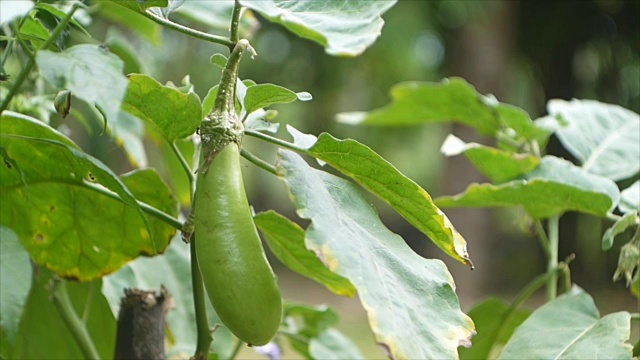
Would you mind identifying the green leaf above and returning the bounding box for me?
[0,112,163,281]
[436,156,621,219]
[459,298,530,360]
[337,78,499,134]
[0,226,32,347]
[105,28,144,74]
[120,169,179,245]
[102,237,234,358]
[619,181,639,214]
[276,150,475,359]
[210,53,228,68]
[0,1,33,26]
[109,0,168,12]
[309,329,364,360]
[9,270,116,359]
[303,132,472,266]
[36,44,128,125]
[98,1,162,45]
[122,74,201,141]
[254,210,356,297]
[240,0,396,56]
[161,137,195,207]
[109,110,147,167]
[337,78,548,142]
[18,16,49,48]
[602,213,638,250]
[35,3,90,36]
[243,83,300,115]
[498,287,632,359]
[547,99,640,181]
[441,134,540,184]
[173,1,258,34]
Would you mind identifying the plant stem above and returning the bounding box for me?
[534,220,551,260]
[230,0,243,45]
[0,3,80,113]
[142,10,234,48]
[50,280,101,360]
[244,130,309,153]
[546,215,560,301]
[191,236,213,359]
[83,183,183,230]
[240,148,277,175]
[488,260,571,358]
[229,339,244,359]
[170,141,195,195]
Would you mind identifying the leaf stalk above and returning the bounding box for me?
[50,279,101,360]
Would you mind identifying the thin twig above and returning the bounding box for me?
[191,236,213,359]
[244,130,308,153]
[240,148,277,175]
[142,10,233,48]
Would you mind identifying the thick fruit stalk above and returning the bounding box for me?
[195,142,281,346]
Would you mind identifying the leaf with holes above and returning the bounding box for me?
[0,112,174,281]
[276,150,475,359]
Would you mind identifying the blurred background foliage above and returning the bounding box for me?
[3,0,638,357]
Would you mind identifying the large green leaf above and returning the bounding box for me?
[36,44,128,125]
[276,150,475,359]
[0,226,32,347]
[0,1,33,26]
[303,132,472,266]
[102,237,234,358]
[240,0,396,56]
[546,99,640,181]
[98,1,162,45]
[254,210,356,297]
[8,270,116,359]
[436,156,620,219]
[441,134,539,184]
[619,181,639,214]
[459,298,530,360]
[172,0,259,35]
[337,78,548,142]
[498,287,632,359]
[0,112,170,281]
[121,73,202,141]
[309,329,364,360]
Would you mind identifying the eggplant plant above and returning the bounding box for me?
[0,1,637,359]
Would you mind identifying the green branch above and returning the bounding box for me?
[244,130,309,153]
[0,3,80,113]
[191,236,213,359]
[83,182,183,230]
[170,141,195,196]
[230,0,243,45]
[229,339,245,360]
[546,215,560,301]
[142,10,234,48]
[50,280,101,360]
[240,148,277,175]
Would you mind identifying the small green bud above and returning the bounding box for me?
[54,90,72,118]
[613,240,639,286]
